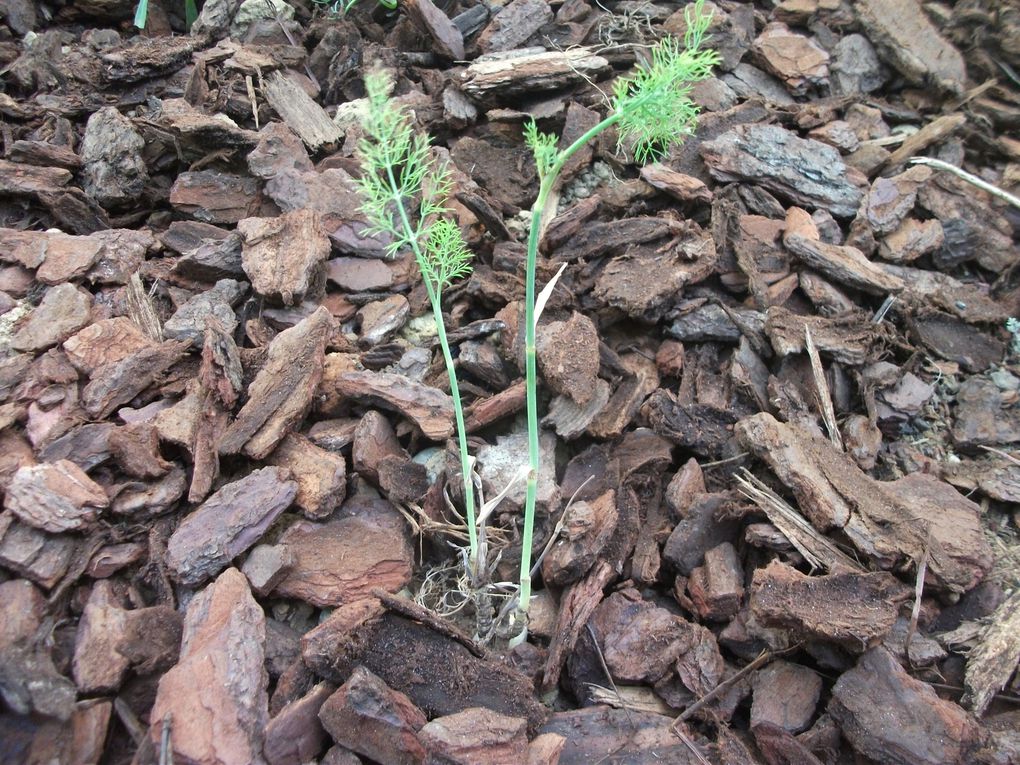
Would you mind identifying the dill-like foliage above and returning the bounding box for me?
[356,69,472,291]
[612,0,720,163]
[523,120,559,183]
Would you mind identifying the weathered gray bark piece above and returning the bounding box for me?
[829,647,987,765]
[700,125,864,217]
[5,460,108,533]
[80,106,148,209]
[460,48,610,100]
[784,234,904,294]
[11,283,92,352]
[238,208,330,306]
[263,681,334,765]
[477,0,552,53]
[263,71,343,151]
[962,590,1020,715]
[265,433,346,519]
[167,466,297,586]
[736,413,993,593]
[855,0,967,93]
[764,306,880,366]
[334,371,454,441]
[164,279,246,344]
[150,568,270,765]
[219,307,332,459]
[0,512,77,590]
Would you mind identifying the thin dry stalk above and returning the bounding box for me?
[735,470,865,573]
[805,325,843,451]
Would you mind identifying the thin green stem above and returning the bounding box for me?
[514,112,622,639]
[385,167,478,570]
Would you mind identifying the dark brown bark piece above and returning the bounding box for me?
[160,97,260,152]
[404,0,465,59]
[828,647,987,765]
[81,339,189,420]
[783,233,904,294]
[750,560,909,651]
[166,466,297,587]
[536,311,600,406]
[219,307,332,459]
[910,313,1004,373]
[687,541,744,622]
[750,660,823,734]
[5,460,108,533]
[419,707,529,765]
[150,568,269,765]
[643,390,739,459]
[961,590,1020,715]
[303,607,547,732]
[542,490,617,587]
[465,379,526,432]
[264,681,334,765]
[273,500,413,607]
[738,412,993,592]
[335,371,454,441]
[239,209,329,306]
[318,666,426,765]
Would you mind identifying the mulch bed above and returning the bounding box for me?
[1,0,1019,763]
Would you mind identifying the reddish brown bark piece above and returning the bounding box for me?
[335,371,454,441]
[71,580,129,694]
[783,233,904,295]
[11,283,92,352]
[151,568,270,765]
[737,412,992,593]
[63,317,153,375]
[665,458,706,518]
[81,339,190,420]
[219,307,332,459]
[167,466,297,587]
[588,588,722,686]
[327,256,393,292]
[542,490,617,587]
[318,666,427,765]
[687,542,744,622]
[640,165,713,203]
[536,311,600,406]
[662,493,741,575]
[5,459,108,533]
[169,169,260,224]
[352,410,404,485]
[752,22,829,95]
[465,379,526,432]
[266,433,346,519]
[750,660,822,734]
[750,560,909,651]
[264,681,334,765]
[0,227,101,279]
[418,707,529,765]
[829,647,987,765]
[108,422,173,479]
[273,499,413,607]
[238,208,330,306]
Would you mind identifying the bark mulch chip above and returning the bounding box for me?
[1,0,1019,762]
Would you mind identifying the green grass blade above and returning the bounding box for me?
[133,0,149,29]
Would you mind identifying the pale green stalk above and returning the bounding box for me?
[356,72,478,573]
[515,3,718,641]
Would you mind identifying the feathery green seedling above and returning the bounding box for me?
[513,1,719,645]
[355,70,479,573]
[312,0,397,15]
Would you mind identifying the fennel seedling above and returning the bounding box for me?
[356,70,479,572]
[514,1,719,644]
